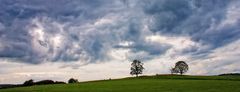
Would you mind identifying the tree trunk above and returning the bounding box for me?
[136,74,138,77]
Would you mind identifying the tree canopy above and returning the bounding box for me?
[172,61,189,75]
[130,59,144,77]
[68,78,78,83]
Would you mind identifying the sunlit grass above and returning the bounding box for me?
[1,75,240,92]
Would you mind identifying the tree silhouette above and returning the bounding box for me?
[174,61,189,75]
[23,79,34,86]
[130,59,144,77]
[34,80,55,85]
[68,78,78,83]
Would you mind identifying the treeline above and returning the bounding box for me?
[219,73,240,76]
[23,78,79,86]
[23,79,66,86]
[0,78,78,89]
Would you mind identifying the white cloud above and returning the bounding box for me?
[189,39,240,75]
[145,35,199,50]
[107,48,130,61]
[217,1,240,29]
[0,60,131,84]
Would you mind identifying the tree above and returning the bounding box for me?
[68,78,78,83]
[130,59,144,77]
[34,80,55,85]
[174,61,189,75]
[23,79,34,86]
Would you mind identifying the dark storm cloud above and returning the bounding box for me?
[141,0,240,50]
[0,0,240,66]
[0,0,119,64]
[141,0,192,33]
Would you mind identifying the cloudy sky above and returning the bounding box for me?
[1,0,240,84]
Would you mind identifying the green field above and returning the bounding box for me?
[1,75,240,92]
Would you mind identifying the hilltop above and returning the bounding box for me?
[1,75,240,92]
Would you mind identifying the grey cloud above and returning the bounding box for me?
[0,0,240,72]
[142,0,240,54]
[0,0,127,64]
[141,0,192,33]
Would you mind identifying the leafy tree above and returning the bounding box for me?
[55,81,67,84]
[174,61,189,75]
[23,79,34,86]
[68,78,78,83]
[130,59,144,77]
[34,80,55,85]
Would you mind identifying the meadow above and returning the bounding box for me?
[1,75,240,92]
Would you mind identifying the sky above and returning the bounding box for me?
[0,0,240,84]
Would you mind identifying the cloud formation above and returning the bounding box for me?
[0,0,240,80]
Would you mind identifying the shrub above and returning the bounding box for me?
[68,78,78,83]
[34,80,55,85]
[23,79,34,86]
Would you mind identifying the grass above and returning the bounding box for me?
[1,75,240,92]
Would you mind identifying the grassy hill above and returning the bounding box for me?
[1,75,240,92]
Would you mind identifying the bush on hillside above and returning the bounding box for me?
[68,78,78,83]
[23,79,34,86]
[34,80,55,85]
